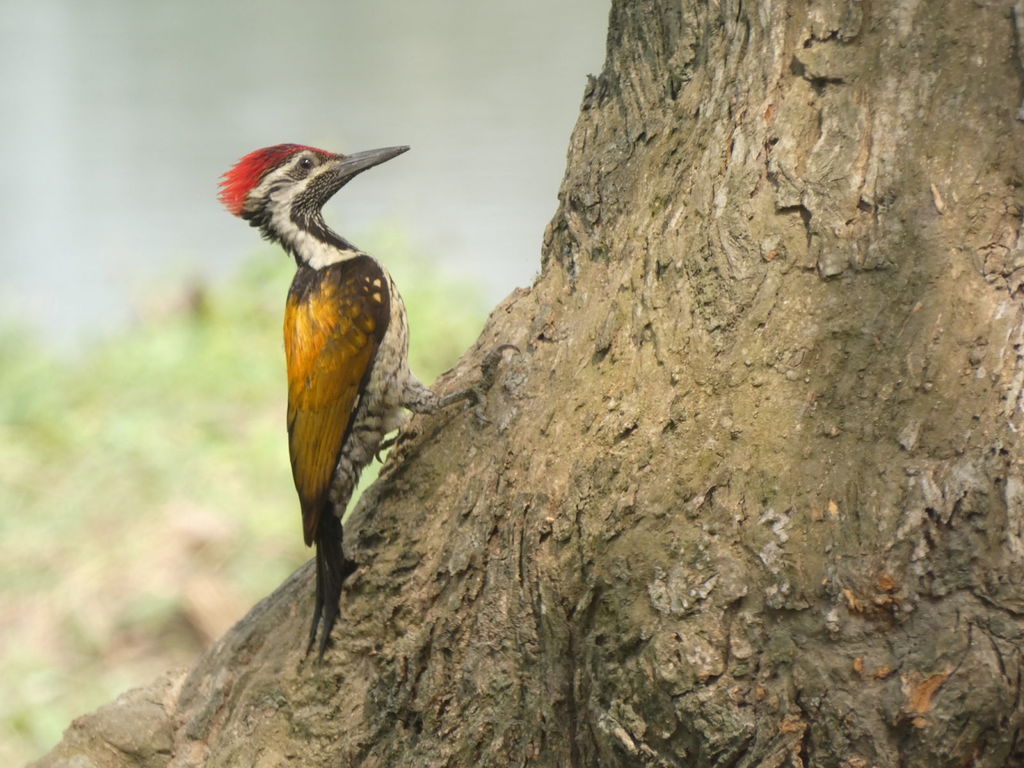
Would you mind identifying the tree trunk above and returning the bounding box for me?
[35,1,1024,766]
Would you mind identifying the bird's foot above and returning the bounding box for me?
[375,412,416,462]
[439,343,519,423]
[375,435,397,462]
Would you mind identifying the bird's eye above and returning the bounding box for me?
[298,156,315,170]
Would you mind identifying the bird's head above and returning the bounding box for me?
[219,143,408,260]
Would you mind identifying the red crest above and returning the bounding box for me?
[218,144,331,216]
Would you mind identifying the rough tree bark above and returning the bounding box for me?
[35,1,1024,766]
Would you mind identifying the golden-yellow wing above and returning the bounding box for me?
[283,257,389,545]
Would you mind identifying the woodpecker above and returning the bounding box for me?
[219,143,492,658]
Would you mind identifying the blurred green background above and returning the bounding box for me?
[0,1,609,763]
[0,235,487,764]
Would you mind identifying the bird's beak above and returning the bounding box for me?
[331,145,409,183]
[315,145,409,207]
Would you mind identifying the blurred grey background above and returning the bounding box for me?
[0,0,610,347]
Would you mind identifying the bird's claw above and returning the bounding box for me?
[480,343,519,388]
[375,422,421,462]
[374,435,397,463]
[472,405,492,425]
[459,343,519,424]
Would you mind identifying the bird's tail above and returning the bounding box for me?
[307,509,355,660]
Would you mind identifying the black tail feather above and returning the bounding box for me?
[306,511,355,660]
[306,538,326,655]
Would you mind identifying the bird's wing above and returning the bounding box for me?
[283,257,389,546]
